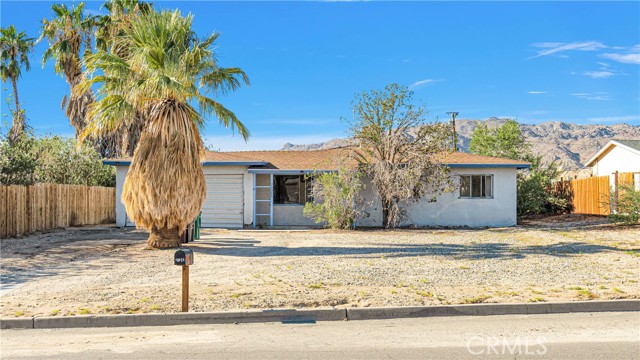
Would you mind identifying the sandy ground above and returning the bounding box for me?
[1,217,639,317]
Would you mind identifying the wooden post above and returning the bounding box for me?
[613,171,619,214]
[182,265,189,312]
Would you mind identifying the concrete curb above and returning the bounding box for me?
[345,300,640,321]
[0,317,33,329]
[1,308,346,329]
[1,300,638,330]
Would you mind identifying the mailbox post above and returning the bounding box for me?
[174,249,194,312]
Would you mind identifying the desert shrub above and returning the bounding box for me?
[470,120,574,216]
[303,167,365,229]
[0,132,115,186]
[0,131,38,185]
[516,156,572,216]
[609,185,640,224]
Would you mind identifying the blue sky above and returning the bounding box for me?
[1,1,639,150]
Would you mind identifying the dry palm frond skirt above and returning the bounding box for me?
[122,99,206,249]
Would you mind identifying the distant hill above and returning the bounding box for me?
[281,118,640,171]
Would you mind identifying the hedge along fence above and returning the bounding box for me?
[556,172,638,216]
[0,183,116,238]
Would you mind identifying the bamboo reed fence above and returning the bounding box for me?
[558,172,637,216]
[0,183,115,238]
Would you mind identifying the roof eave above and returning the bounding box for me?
[201,161,269,166]
[446,163,531,169]
[103,160,269,167]
[585,141,616,167]
[583,139,640,167]
[103,160,131,166]
[247,168,337,175]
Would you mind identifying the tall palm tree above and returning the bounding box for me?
[0,25,35,140]
[92,0,153,156]
[79,10,250,249]
[39,3,96,139]
[95,0,153,55]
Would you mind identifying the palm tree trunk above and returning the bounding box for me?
[146,226,181,249]
[9,77,24,141]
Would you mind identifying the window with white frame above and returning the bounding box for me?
[459,175,493,198]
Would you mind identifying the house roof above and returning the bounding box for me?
[615,140,640,151]
[103,147,530,170]
[585,140,640,167]
[206,148,351,170]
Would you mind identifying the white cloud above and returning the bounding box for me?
[587,115,640,123]
[583,71,615,79]
[600,52,640,64]
[570,92,610,101]
[410,78,437,89]
[596,62,610,67]
[527,91,548,94]
[530,41,606,58]
[529,42,639,64]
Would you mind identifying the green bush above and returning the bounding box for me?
[0,132,115,187]
[516,156,572,216]
[303,167,365,229]
[609,185,640,224]
[0,131,38,185]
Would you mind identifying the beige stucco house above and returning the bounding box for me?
[104,148,529,229]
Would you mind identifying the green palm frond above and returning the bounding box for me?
[83,9,250,142]
[0,25,35,82]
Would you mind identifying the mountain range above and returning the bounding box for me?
[282,118,640,171]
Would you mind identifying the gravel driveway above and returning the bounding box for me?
[1,220,638,317]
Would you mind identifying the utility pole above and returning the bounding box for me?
[446,112,459,151]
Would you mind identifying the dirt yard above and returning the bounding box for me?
[1,216,639,317]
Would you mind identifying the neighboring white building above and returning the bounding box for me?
[585,140,640,177]
[104,148,529,229]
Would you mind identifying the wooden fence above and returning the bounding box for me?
[557,172,637,216]
[0,183,116,238]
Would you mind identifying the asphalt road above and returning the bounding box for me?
[1,312,639,359]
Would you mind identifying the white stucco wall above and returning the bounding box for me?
[590,146,640,177]
[272,205,318,226]
[113,164,254,228]
[114,165,128,227]
[353,167,518,228]
[113,165,519,229]
[355,176,383,227]
[401,168,517,227]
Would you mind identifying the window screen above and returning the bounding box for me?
[459,175,493,199]
[460,175,471,197]
[274,175,312,205]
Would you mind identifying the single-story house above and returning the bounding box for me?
[585,140,640,177]
[104,148,529,228]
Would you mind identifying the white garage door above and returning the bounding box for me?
[201,174,244,228]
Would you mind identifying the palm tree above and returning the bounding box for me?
[92,0,152,156]
[0,25,35,140]
[95,0,153,55]
[79,10,250,249]
[39,3,96,140]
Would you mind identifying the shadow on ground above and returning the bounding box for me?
[0,229,148,294]
[192,238,624,260]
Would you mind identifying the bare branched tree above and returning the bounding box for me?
[349,83,455,228]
